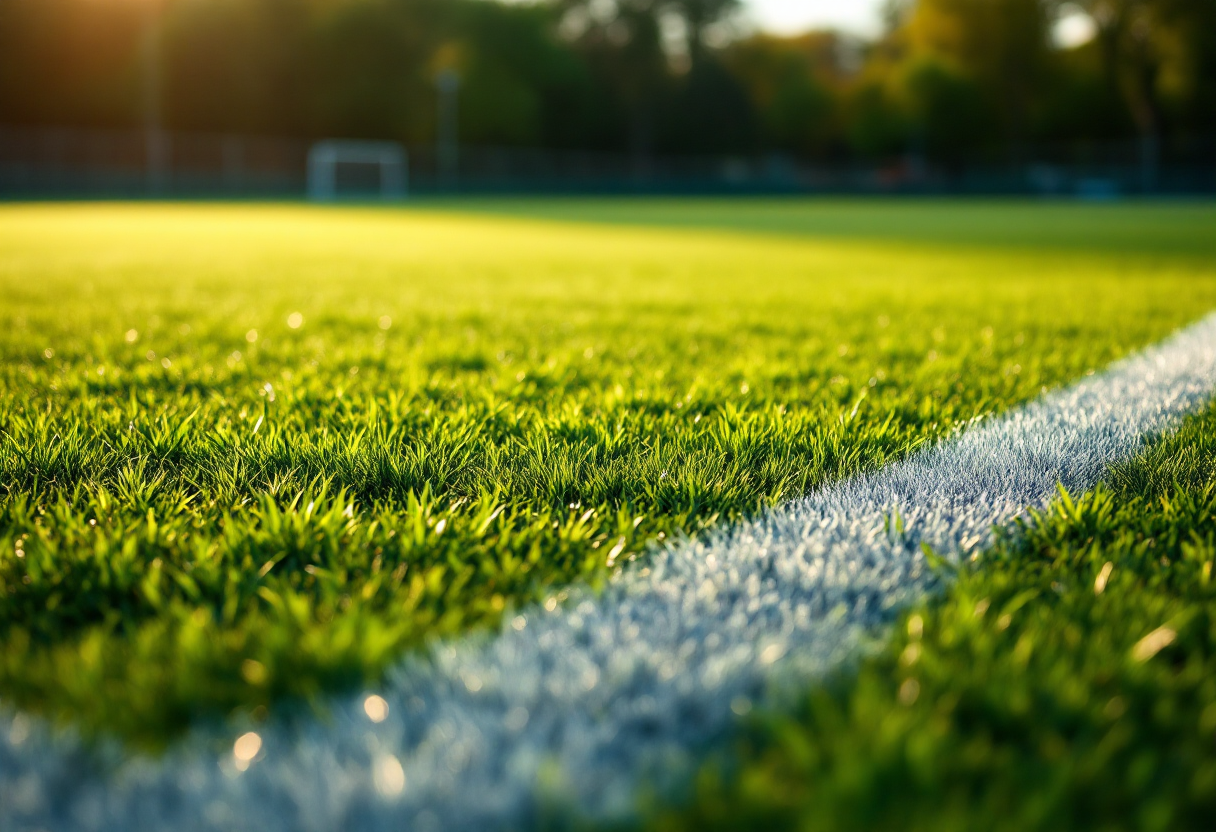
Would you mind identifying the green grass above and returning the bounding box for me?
[445,197,1216,259]
[1,201,1213,745]
[655,399,1216,832]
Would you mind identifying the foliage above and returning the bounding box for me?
[1,200,1214,745]
[1078,0,1216,141]
[723,34,837,155]
[0,0,1212,161]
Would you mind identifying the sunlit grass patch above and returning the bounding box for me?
[446,197,1216,260]
[1,201,1214,745]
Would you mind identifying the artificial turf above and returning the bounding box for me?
[656,398,1216,832]
[1,200,1214,745]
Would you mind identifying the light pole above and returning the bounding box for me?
[436,68,460,191]
[141,0,168,194]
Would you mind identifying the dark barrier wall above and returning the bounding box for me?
[2,125,1213,198]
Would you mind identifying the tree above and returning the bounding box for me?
[899,55,992,163]
[0,0,149,128]
[1077,0,1216,183]
[662,0,741,63]
[1080,1,1168,182]
[553,0,669,154]
[905,0,1054,156]
[724,34,839,155]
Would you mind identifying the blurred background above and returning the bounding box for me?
[1,0,1213,197]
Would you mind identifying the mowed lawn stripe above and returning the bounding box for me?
[443,198,1216,261]
[1,202,1214,743]
[3,309,1216,832]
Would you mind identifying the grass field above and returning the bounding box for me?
[454,197,1216,259]
[658,400,1216,832]
[2,199,1215,771]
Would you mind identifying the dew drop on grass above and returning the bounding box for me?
[1094,562,1114,595]
[759,643,785,665]
[606,537,627,567]
[373,754,405,797]
[287,312,304,329]
[1131,626,1176,662]
[233,732,262,771]
[363,695,389,723]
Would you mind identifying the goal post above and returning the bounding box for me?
[307,139,407,201]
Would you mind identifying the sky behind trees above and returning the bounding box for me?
[746,0,884,35]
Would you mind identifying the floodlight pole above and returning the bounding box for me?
[436,69,460,191]
[141,0,169,195]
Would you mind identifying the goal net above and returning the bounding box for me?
[307,140,407,200]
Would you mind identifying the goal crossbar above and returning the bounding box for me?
[307,139,407,201]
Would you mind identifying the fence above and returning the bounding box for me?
[1,125,1213,198]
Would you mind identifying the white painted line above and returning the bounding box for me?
[5,314,1216,831]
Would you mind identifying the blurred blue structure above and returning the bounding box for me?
[307,140,408,201]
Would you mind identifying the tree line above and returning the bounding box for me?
[1,0,1212,164]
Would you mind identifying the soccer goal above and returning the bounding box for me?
[307,140,407,201]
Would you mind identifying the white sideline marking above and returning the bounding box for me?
[4,315,1216,831]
